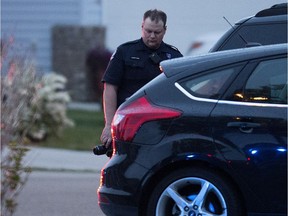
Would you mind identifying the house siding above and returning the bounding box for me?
[2,0,102,73]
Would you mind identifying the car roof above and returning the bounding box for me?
[255,3,287,17]
[235,3,288,25]
[161,44,288,77]
[236,14,287,26]
[233,3,288,26]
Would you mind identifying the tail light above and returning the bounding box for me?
[111,96,182,142]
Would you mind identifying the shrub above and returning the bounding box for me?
[1,37,73,215]
[22,72,74,141]
[1,36,37,216]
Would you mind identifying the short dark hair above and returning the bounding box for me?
[143,9,167,27]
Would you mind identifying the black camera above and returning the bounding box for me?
[149,52,161,64]
[93,145,112,157]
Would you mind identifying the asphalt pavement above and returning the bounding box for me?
[16,148,107,216]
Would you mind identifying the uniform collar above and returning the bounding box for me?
[138,38,168,53]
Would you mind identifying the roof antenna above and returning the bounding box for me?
[223,16,248,44]
[223,16,261,48]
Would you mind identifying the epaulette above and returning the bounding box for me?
[165,43,180,51]
[121,39,140,46]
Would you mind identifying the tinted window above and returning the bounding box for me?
[236,58,287,104]
[221,23,287,51]
[181,68,238,99]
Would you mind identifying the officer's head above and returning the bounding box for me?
[142,9,167,50]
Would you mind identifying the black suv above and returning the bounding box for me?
[210,3,287,52]
[98,44,287,216]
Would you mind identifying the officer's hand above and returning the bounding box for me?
[100,126,112,148]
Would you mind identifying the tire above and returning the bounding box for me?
[146,167,244,216]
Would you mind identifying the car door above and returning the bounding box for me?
[211,56,287,213]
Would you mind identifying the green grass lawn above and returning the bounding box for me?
[37,109,104,151]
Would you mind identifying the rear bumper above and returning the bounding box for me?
[97,150,150,216]
[98,188,138,216]
[99,204,137,216]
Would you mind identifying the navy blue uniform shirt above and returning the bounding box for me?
[102,38,183,107]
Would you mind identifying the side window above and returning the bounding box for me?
[180,67,239,99]
[242,58,287,104]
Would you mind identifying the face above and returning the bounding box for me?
[142,17,166,49]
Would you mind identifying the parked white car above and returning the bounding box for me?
[185,31,224,56]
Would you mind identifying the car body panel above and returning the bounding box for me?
[98,44,287,216]
[211,102,287,213]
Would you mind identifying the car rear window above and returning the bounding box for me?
[220,23,287,51]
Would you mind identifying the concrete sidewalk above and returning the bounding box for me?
[23,146,109,172]
[68,102,101,111]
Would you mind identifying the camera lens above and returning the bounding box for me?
[93,145,107,155]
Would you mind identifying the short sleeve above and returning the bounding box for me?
[102,47,125,86]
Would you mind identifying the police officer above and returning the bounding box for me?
[100,9,183,148]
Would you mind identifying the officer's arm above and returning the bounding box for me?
[100,82,118,147]
[103,82,118,128]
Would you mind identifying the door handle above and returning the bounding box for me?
[227,122,261,133]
